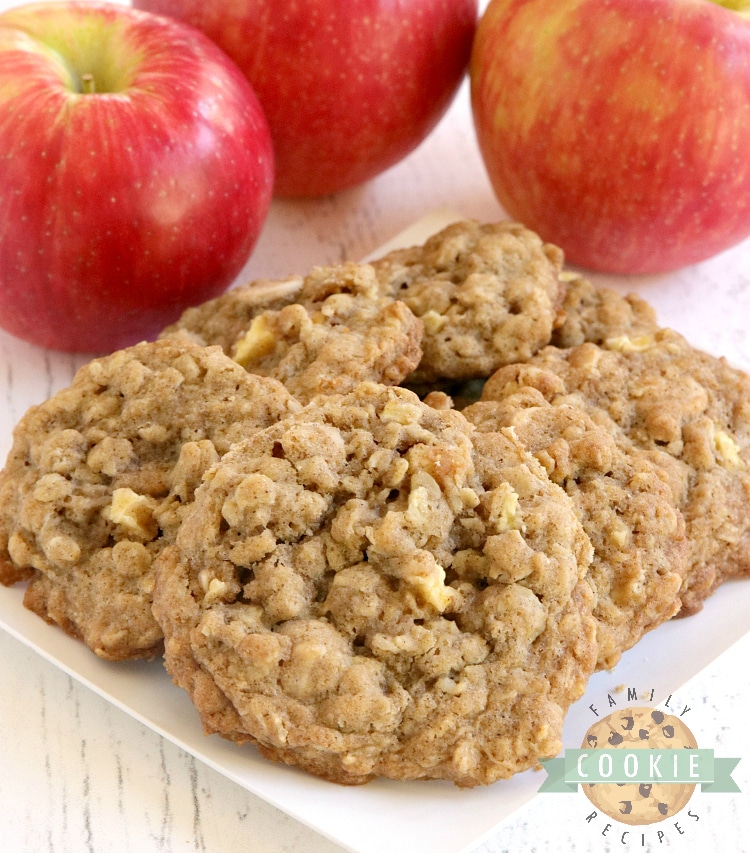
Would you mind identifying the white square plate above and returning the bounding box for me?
[1,210,749,853]
[2,579,748,853]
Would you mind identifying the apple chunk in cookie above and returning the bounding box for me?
[153,383,596,786]
[0,339,301,661]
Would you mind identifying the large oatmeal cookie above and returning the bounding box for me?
[153,383,596,786]
[0,340,301,660]
[162,263,423,403]
[486,330,750,614]
[463,382,688,670]
[371,220,566,383]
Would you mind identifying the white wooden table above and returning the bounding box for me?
[1,2,749,851]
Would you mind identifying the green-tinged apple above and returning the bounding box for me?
[0,1,274,352]
[471,0,750,273]
[134,0,478,197]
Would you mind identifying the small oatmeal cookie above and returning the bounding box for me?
[488,330,750,614]
[371,220,566,383]
[0,339,301,660]
[153,383,596,786]
[163,263,423,403]
[552,272,659,349]
[463,385,688,670]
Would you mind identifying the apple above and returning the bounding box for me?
[0,1,274,353]
[470,0,750,274]
[133,0,478,197]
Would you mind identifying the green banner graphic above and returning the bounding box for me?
[539,750,741,794]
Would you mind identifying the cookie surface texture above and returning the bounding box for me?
[369,220,566,383]
[153,383,596,786]
[164,263,423,403]
[160,275,303,353]
[491,330,750,613]
[0,340,301,660]
[464,380,688,670]
[551,272,658,349]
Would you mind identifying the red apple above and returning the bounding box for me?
[133,0,478,197]
[0,1,274,353]
[470,0,750,273]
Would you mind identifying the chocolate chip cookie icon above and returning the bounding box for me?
[582,707,697,825]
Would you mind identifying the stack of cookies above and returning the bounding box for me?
[1,221,748,788]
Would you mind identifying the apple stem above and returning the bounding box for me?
[81,73,96,95]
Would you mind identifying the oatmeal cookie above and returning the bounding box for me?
[485,330,750,614]
[0,339,301,660]
[153,383,596,786]
[163,263,423,403]
[463,387,687,670]
[160,275,303,353]
[551,272,658,349]
[371,220,566,383]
